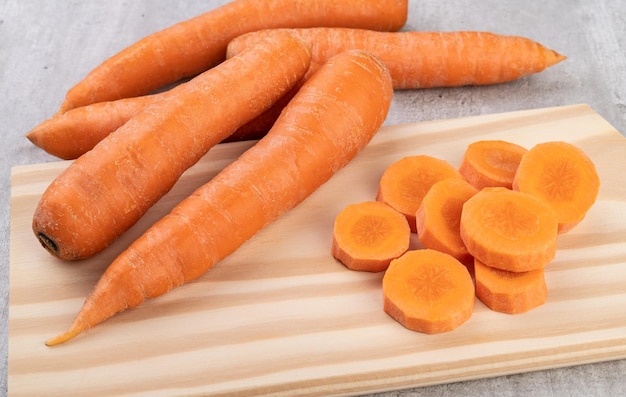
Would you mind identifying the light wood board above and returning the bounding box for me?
[8,104,626,396]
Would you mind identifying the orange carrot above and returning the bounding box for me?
[512,141,600,233]
[227,28,567,89]
[26,62,320,160]
[415,178,478,263]
[58,0,408,112]
[383,249,475,334]
[223,62,322,142]
[332,201,411,273]
[26,95,155,160]
[32,33,312,260]
[45,49,394,345]
[376,155,464,232]
[459,140,528,190]
[474,258,548,314]
[460,187,558,273]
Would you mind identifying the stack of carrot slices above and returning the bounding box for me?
[331,139,600,334]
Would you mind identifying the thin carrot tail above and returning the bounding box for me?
[45,321,87,346]
[546,49,567,67]
[45,252,151,346]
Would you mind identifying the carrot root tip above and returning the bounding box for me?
[45,327,83,346]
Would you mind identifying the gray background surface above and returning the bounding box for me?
[1,0,625,396]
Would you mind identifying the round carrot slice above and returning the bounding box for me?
[383,249,475,334]
[332,201,411,272]
[415,178,478,263]
[460,187,558,272]
[513,141,600,233]
[459,139,528,189]
[376,155,464,232]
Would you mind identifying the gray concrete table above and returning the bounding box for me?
[1,1,625,396]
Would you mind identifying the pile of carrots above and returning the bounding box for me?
[332,139,600,333]
[24,0,572,345]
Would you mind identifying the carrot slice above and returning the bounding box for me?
[513,141,600,233]
[460,187,558,272]
[474,258,548,314]
[415,178,478,263]
[383,249,475,334]
[376,155,464,232]
[459,140,528,189]
[332,201,410,272]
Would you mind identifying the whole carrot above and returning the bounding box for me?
[32,33,312,260]
[45,49,394,345]
[58,0,408,112]
[227,28,567,88]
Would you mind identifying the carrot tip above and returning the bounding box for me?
[45,327,82,347]
[552,50,567,65]
[57,101,71,115]
[45,318,87,346]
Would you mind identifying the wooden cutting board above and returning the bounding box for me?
[9,104,626,397]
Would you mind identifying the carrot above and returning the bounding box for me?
[332,201,411,273]
[223,62,322,142]
[473,258,548,314]
[460,187,558,273]
[459,140,528,190]
[415,178,478,264]
[32,33,312,260]
[512,141,600,233]
[376,155,464,233]
[26,95,155,160]
[27,60,321,160]
[45,49,394,345]
[382,249,475,334]
[57,0,408,112]
[226,28,567,89]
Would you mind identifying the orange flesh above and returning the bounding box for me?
[383,249,475,334]
[415,178,478,263]
[460,187,558,272]
[459,140,528,189]
[332,201,411,272]
[513,141,600,233]
[377,155,464,232]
